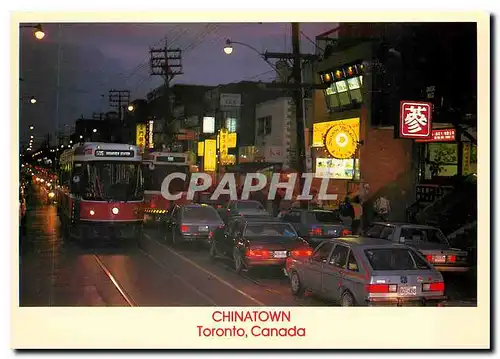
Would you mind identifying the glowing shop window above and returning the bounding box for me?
[315,157,359,179]
[226,118,237,133]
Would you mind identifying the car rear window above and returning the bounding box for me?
[400,228,449,245]
[364,248,431,271]
[308,210,342,224]
[183,206,221,221]
[235,201,265,210]
[244,223,298,238]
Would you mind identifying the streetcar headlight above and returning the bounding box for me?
[112,207,119,215]
[89,210,95,216]
[48,192,55,198]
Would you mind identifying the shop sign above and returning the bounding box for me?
[400,101,432,139]
[415,128,456,143]
[324,119,359,159]
[136,123,146,148]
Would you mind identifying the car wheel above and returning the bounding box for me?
[209,240,218,260]
[341,291,355,307]
[234,248,243,274]
[290,271,304,296]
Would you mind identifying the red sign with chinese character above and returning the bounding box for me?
[399,101,433,138]
[415,128,456,143]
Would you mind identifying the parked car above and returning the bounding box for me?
[286,236,447,306]
[363,222,470,273]
[209,216,312,274]
[164,203,225,246]
[277,208,351,247]
[218,200,271,224]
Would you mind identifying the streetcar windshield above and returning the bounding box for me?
[142,164,189,193]
[78,162,144,201]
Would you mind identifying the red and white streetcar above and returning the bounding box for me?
[57,142,144,245]
[141,151,191,224]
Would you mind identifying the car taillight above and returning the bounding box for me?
[309,227,322,236]
[365,284,398,293]
[426,255,433,262]
[422,282,445,292]
[342,229,352,236]
[447,255,456,263]
[291,248,313,257]
[180,225,188,233]
[245,249,270,259]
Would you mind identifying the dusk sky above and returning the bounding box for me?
[19,22,336,146]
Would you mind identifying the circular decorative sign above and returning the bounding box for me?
[324,123,358,159]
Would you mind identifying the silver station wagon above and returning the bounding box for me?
[286,236,447,306]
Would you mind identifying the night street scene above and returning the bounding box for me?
[18,22,478,308]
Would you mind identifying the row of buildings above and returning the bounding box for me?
[29,22,478,222]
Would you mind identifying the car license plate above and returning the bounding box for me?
[399,286,417,296]
[327,230,336,235]
[198,226,209,232]
[433,255,446,263]
[273,251,287,258]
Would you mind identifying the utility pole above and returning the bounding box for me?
[150,38,183,148]
[108,89,130,120]
[263,23,326,203]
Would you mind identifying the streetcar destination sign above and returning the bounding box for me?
[94,150,135,157]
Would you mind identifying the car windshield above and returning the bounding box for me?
[76,161,144,201]
[182,206,221,221]
[243,223,298,238]
[364,248,431,271]
[142,164,189,193]
[307,210,342,224]
[235,201,265,211]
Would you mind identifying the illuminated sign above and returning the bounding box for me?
[148,120,154,148]
[202,116,215,134]
[315,157,357,179]
[228,132,237,148]
[312,118,360,148]
[219,128,229,158]
[136,124,146,148]
[400,101,432,139]
[95,150,134,158]
[415,128,456,143]
[324,122,358,159]
[197,142,204,156]
[203,139,217,172]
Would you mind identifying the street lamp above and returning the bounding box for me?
[29,125,34,130]
[30,96,36,104]
[127,104,134,112]
[20,24,45,40]
[223,39,281,78]
[93,129,97,133]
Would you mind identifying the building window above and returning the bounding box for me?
[320,63,364,112]
[226,118,237,133]
[257,115,272,136]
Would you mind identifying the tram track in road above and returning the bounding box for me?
[141,232,325,307]
[92,254,137,307]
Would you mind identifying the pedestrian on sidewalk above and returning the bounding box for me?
[352,195,363,234]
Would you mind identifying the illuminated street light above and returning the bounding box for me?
[30,135,34,139]
[93,128,97,133]
[20,23,45,40]
[127,104,134,112]
[79,135,83,139]
[69,140,73,144]
[29,125,34,130]
[30,96,37,104]
[223,39,233,55]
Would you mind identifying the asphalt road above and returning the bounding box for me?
[19,185,477,307]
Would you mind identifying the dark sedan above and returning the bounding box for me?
[278,208,352,247]
[209,217,313,274]
[164,204,225,246]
